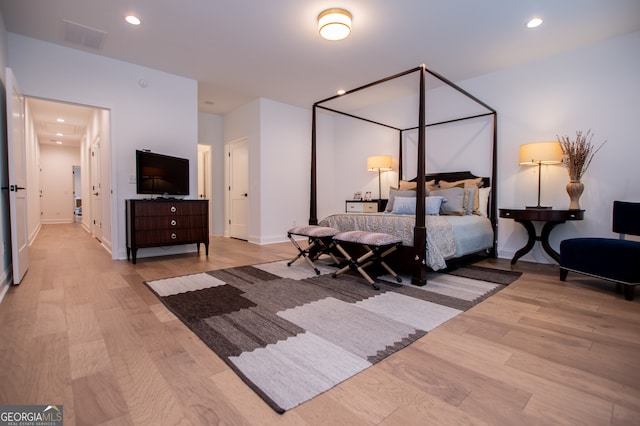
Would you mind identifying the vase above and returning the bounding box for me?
[566,180,584,210]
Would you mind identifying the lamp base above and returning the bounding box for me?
[526,206,553,210]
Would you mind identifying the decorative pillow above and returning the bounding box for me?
[390,196,445,216]
[391,196,417,215]
[478,187,491,217]
[425,196,445,216]
[439,177,483,213]
[398,180,417,190]
[430,187,466,216]
[386,189,417,212]
[398,179,436,191]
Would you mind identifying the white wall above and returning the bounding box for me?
[463,31,640,262]
[258,98,310,244]
[39,144,79,223]
[7,33,198,260]
[314,32,639,263]
[24,99,41,242]
[198,111,225,236]
[223,98,310,244]
[224,99,260,242]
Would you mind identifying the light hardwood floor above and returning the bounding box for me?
[1,224,639,425]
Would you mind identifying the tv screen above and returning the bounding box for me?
[136,150,189,196]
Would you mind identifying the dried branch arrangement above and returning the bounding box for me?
[557,130,606,181]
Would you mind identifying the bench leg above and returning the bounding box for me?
[379,244,402,283]
[332,243,404,290]
[332,243,378,289]
[287,235,321,274]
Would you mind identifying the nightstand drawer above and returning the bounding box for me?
[345,201,383,213]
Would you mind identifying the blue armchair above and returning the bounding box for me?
[560,201,640,300]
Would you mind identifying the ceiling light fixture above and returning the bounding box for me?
[526,17,543,28]
[318,8,352,41]
[337,89,346,95]
[125,15,141,26]
[56,118,65,123]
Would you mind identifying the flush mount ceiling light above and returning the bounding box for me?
[125,14,141,25]
[318,8,352,41]
[526,17,543,28]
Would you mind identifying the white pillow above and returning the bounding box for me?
[478,187,491,217]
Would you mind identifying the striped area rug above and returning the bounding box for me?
[145,260,521,413]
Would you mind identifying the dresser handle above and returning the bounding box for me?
[171,220,177,226]
[170,206,177,213]
[170,233,177,240]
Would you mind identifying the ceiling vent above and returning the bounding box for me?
[63,19,107,50]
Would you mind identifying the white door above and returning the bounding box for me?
[90,138,102,241]
[228,138,248,240]
[6,68,29,284]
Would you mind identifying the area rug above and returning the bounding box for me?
[145,259,521,413]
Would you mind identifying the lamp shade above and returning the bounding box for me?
[367,155,392,171]
[519,142,563,165]
[318,8,352,41]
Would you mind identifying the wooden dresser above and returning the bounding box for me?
[126,199,209,264]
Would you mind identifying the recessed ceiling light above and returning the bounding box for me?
[125,15,141,26]
[56,133,64,137]
[56,141,63,145]
[337,89,346,95]
[56,118,65,123]
[526,17,543,28]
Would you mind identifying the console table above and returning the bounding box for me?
[126,199,209,264]
[499,208,584,265]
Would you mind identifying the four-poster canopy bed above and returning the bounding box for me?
[308,65,498,286]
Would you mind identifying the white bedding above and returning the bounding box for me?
[318,213,493,271]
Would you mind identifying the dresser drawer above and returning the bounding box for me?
[134,214,207,231]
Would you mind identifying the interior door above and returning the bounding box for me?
[90,137,102,241]
[5,68,29,284]
[228,138,248,240]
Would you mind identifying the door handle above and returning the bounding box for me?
[243,193,248,197]
[93,192,99,196]
[9,185,26,192]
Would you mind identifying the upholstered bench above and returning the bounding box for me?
[287,225,340,275]
[332,230,403,290]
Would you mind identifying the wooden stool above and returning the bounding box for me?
[332,230,403,290]
[287,225,340,275]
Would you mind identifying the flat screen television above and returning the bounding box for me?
[136,150,189,196]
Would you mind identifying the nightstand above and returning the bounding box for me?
[499,208,584,265]
[345,199,387,213]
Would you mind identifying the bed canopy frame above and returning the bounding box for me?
[310,65,498,284]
